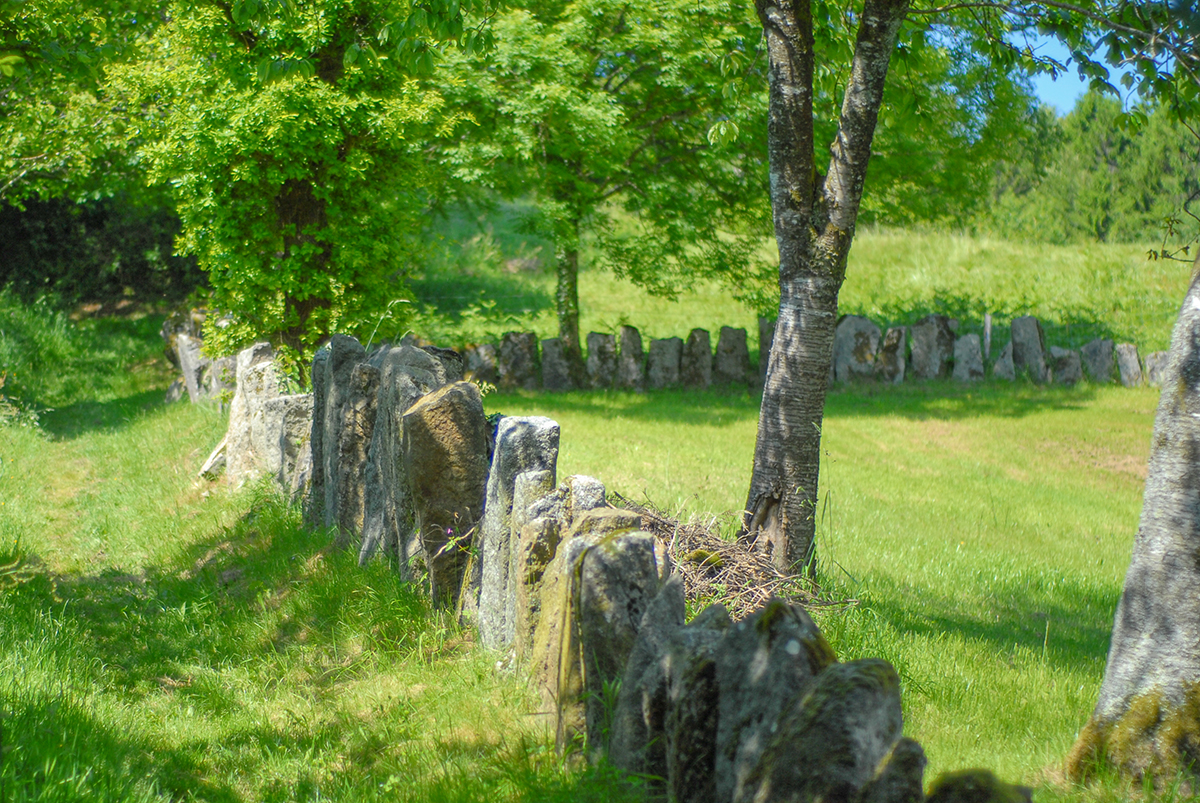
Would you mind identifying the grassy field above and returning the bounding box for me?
[0,229,1191,801]
[408,213,1189,355]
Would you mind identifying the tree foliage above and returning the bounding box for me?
[988,91,1200,245]
[106,0,497,373]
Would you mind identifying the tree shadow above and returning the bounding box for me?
[37,389,181,440]
[408,270,553,326]
[487,379,1118,429]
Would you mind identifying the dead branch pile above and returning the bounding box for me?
[611,493,855,621]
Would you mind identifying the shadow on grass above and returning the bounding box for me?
[486,379,1116,430]
[409,271,552,326]
[37,389,176,441]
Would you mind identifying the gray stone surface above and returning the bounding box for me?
[740,659,904,803]
[464,343,499,384]
[541,337,574,392]
[714,327,751,385]
[568,506,640,540]
[420,346,464,383]
[608,575,686,778]
[504,469,558,651]
[317,335,368,534]
[226,343,279,485]
[993,340,1015,381]
[402,381,490,607]
[175,333,209,403]
[1082,339,1115,384]
[833,315,881,383]
[1116,342,1143,387]
[875,326,907,384]
[859,738,927,803]
[512,514,562,659]
[909,314,955,379]
[164,377,186,404]
[478,416,560,650]
[305,348,330,529]
[586,332,617,388]
[1011,316,1050,383]
[715,600,836,803]
[1050,346,1083,386]
[498,331,540,390]
[260,393,313,489]
[1146,350,1170,386]
[664,604,732,803]
[617,326,645,391]
[359,345,446,568]
[648,337,683,389]
[564,474,606,528]
[952,333,985,383]
[199,435,227,480]
[681,329,712,389]
[576,532,673,754]
[332,362,380,547]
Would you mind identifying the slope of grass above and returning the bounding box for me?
[408,211,1190,355]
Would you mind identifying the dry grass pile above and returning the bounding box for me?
[611,492,854,620]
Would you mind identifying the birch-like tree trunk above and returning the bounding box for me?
[744,0,909,573]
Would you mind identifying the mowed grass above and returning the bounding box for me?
[0,226,1189,802]
[409,214,1190,355]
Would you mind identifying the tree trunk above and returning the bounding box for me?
[1066,270,1200,782]
[554,218,587,386]
[276,178,332,360]
[743,0,909,574]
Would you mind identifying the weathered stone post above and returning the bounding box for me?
[1067,274,1200,781]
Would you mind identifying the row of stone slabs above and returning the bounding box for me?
[458,315,1164,393]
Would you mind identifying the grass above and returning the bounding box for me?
[0,228,1192,801]
[407,211,1191,355]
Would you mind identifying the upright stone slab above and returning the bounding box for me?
[714,327,751,386]
[952,334,984,383]
[759,317,776,385]
[421,346,464,383]
[617,326,645,391]
[875,327,907,384]
[739,659,905,803]
[1116,343,1143,387]
[1146,351,1170,386]
[478,416,560,650]
[833,316,882,383]
[541,338,574,392]
[586,332,617,388]
[1011,316,1050,383]
[1050,346,1083,385]
[681,329,712,389]
[225,343,277,484]
[199,354,236,402]
[648,337,683,389]
[608,576,687,779]
[714,599,837,803]
[571,531,672,754]
[1082,339,1115,384]
[260,393,313,490]
[665,604,733,803]
[909,314,955,379]
[306,348,330,528]
[464,342,499,384]
[512,514,563,659]
[563,474,606,528]
[175,333,210,403]
[333,362,380,547]
[498,331,540,390]
[318,335,368,533]
[402,381,489,607]
[359,345,446,568]
[993,340,1015,381]
[504,469,558,649]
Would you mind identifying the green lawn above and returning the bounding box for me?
[0,228,1190,800]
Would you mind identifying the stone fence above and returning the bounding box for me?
[188,333,1032,803]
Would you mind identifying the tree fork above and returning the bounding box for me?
[743,0,909,574]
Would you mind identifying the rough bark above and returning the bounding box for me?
[743,0,910,573]
[1066,271,1200,782]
